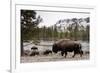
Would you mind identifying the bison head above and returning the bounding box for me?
[52,43,59,53]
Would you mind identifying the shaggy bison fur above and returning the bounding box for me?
[52,39,83,58]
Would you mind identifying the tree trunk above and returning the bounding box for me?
[21,39,24,56]
[21,30,24,56]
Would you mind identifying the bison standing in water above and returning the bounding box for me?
[52,39,83,58]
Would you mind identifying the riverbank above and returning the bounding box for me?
[21,53,89,63]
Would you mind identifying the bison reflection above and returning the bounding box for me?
[52,39,83,58]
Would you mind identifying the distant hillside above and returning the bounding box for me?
[52,17,89,32]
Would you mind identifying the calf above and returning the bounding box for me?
[30,51,39,56]
[31,46,38,50]
[43,49,52,55]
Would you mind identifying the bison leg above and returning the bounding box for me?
[72,54,75,58]
[80,51,83,57]
[61,51,64,56]
[65,52,67,58]
[72,51,76,58]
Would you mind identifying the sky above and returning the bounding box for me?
[36,10,90,27]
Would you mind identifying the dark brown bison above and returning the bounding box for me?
[31,46,38,50]
[43,49,52,55]
[52,39,83,58]
[30,51,39,56]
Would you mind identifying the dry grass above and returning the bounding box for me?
[20,53,89,63]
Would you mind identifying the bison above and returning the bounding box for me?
[43,49,52,55]
[52,39,83,58]
[30,50,39,56]
[31,46,38,50]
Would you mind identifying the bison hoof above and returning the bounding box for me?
[80,54,82,57]
[72,55,75,58]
